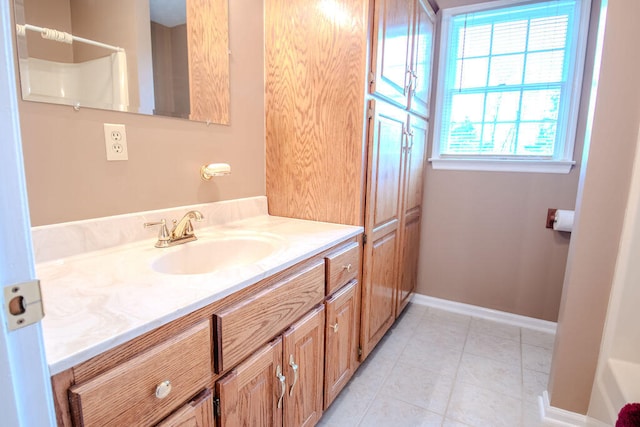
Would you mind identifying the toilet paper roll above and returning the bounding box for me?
[554,209,575,232]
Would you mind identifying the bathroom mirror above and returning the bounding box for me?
[13,0,229,124]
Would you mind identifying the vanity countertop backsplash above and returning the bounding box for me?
[32,196,362,375]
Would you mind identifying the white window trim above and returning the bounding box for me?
[429,0,592,174]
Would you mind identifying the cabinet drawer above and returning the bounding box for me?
[214,261,325,373]
[325,241,360,295]
[69,320,213,427]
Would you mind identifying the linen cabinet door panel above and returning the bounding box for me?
[155,389,214,427]
[361,100,406,360]
[396,115,428,316]
[407,0,436,118]
[405,115,428,213]
[216,338,284,427]
[324,280,360,408]
[282,305,325,427]
[396,210,421,316]
[371,0,415,106]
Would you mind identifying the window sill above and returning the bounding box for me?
[428,157,576,174]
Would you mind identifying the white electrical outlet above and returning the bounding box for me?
[103,123,128,161]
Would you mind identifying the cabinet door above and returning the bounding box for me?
[371,0,414,106]
[324,280,360,408]
[282,306,325,427]
[396,115,428,315]
[155,389,214,427]
[407,0,435,118]
[361,100,406,359]
[216,338,284,427]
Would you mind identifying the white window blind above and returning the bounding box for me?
[431,0,590,173]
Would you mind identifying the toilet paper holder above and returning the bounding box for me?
[545,209,557,229]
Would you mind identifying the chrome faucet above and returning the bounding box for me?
[144,210,204,248]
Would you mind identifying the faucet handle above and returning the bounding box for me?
[144,219,171,248]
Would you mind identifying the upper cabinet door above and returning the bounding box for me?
[407,0,436,118]
[371,0,415,106]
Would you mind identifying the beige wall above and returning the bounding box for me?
[548,0,640,414]
[416,0,597,322]
[16,0,266,226]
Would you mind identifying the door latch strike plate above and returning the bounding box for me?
[3,280,44,331]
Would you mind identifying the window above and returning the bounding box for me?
[430,0,591,173]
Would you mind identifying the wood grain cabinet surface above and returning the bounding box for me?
[371,0,436,118]
[216,306,326,427]
[323,280,360,408]
[213,261,325,373]
[324,242,360,295]
[155,389,215,427]
[68,320,213,427]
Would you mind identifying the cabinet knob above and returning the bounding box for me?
[343,263,352,272]
[331,323,339,333]
[155,380,172,399]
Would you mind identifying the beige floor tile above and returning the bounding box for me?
[349,348,397,394]
[412,322,468,352]
[465,330,522,366]
[378,360,455,415]
[521,329,555,350]
[447,382,523,427]
[319,304,558,427]
[522,344,552,373]
[359,395,444,427]
[456,352,523,398]
[470,317,521,342]
[442,419,473,427]
[423,308,472,333]
[318,381,375,427]
[523,369,549,404]
[522,401,546,427]
[399,338,463,377]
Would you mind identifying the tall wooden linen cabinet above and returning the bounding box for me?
[266,0,435,366]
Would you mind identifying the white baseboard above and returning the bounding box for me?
[539,391,610,427]
[411,294,557,334]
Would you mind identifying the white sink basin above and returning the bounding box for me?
[151,235,283,275]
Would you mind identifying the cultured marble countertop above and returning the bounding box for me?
[35,197,362,375]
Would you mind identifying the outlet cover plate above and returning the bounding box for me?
[104,123,128,161]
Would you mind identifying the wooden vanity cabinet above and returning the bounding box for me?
[156,389,215,427]
[323,280,360,408]
[213,261,325,373]
[67,320,214,427]
[50,237,362,427]
[216,305,325,427]
[323,243,361,409]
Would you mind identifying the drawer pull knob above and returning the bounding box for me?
[155,380,172,399]
[331,323,339,333]
[289,355,299,396]
[276,365,286,409]
[343,264,352,272]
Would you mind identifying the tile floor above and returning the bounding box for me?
[318,303,555,427]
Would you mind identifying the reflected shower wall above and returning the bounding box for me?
[19,51,129,111]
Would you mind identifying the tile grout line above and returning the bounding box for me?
[355,307,425,427]
[439,310,472,426]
